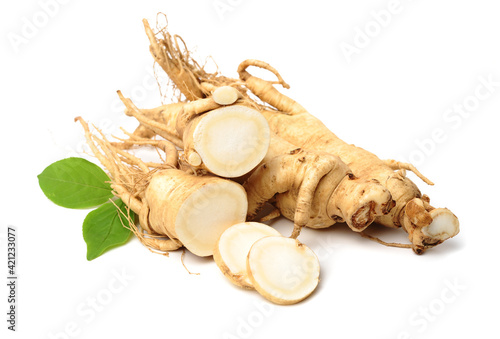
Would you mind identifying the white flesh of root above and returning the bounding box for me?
[212,86,240,105]
[187,151,202,166]
[422,208,460,241]
[247,236,320,305]
[213,222,282,289]
[175,181,248,256]
[193,105,270,178]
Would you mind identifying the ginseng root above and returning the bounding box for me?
[235,59,459,254]
[244,133,394,238]
[141,21,458,254]
[76,117,248,256]
[118,91,270,178]
[121,88,395,238]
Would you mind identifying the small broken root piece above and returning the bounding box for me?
[190,105,270,177]
[186,150,202,166]
[212,86,241,105]
[247,236,320,305]
[401,200,460,254]
[422,208,460,241]
[213,222,281,289]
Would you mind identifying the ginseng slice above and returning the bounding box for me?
[214,222,281,289]
[193,105,270,178]
[247,236,320,305]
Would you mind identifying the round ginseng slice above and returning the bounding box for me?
[213,222,282,289]
[247,236,320,305]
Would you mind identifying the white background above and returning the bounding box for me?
[1,0,499,338]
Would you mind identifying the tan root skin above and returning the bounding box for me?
[247,236,320,305]
[244,133,394,238]
[213,222,281,289]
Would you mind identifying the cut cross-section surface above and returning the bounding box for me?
[193,105,270,178]
[174,180,248,257]
[214,222,281,289]
[247,236,320,305]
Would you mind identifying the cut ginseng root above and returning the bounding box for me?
[213,222,282,289]
[422,208,460,241]
[247,236,320,305]
[146,171,248,257]
[212,86,241,105]
[191,105,270,178]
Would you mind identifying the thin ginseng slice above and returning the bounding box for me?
[213,222,282,289]
[247,236,320,305]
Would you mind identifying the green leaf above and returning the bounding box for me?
[38,157,113,209]
[83,199,133,261]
